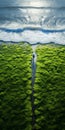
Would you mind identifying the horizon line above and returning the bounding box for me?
[0,6,65,9]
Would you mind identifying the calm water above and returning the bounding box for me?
[0,0,65,44]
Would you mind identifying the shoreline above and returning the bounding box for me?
[0,41,65,46]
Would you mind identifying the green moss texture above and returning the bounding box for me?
[34,44,65,130]
[0,44,32,130]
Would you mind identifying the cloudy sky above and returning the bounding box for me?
[0,0,65,7]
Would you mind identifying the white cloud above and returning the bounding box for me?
[0,30,65,45]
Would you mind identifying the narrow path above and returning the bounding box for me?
[31,49,37,130]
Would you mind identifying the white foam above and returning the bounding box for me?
[0,30,65,45]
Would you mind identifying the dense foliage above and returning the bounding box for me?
[34,44,65,130]
[0,44,32,130]
[0,43,65,130]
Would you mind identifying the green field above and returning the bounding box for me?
[0,43,65,130]
[0,43,32,130]
[34,44,65,130]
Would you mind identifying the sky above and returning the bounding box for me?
[0,0,65,7]
[0,0,65,44]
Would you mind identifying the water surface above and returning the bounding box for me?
[0,0,65,44]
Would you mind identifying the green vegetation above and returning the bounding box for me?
[0,43,32,130]
[34,44,65,130]
[0,43,65,130]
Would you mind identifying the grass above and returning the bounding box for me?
[0,43,32,130]
[34,44,65,130]
[0,43,65,130]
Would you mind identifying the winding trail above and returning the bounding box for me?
[31,45,37,130]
